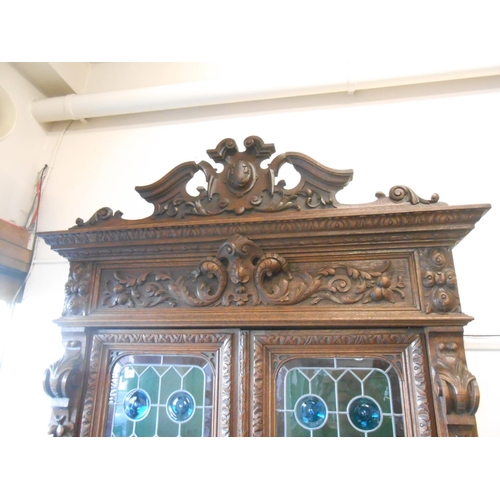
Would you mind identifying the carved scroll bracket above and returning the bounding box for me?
[43,340,83,437]
[433,341,480,416]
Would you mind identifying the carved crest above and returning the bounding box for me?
[135,136,355,217]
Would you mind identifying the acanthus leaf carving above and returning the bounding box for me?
[433,341,479,415]
[43,340,83,437]
[98,234,407,311]
[375,186,440,205]
[73,207,123,228]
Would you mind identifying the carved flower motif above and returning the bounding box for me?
[421,248,460,313]
[63,263,91,316]
[429,250,446,269]
[105,283,135,307]
[368,274,403,303]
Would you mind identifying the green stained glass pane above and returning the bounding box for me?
[338,414,364,437]
[139,367,160,405]
[286,370,309,410]
[313,414,338,437]
[134,366,148,376]
[135,407,158,437]
[155,366,170,376]
[368,414,394,437]
[160,367,182,404]
[311,370,336,411]
[180,408,203,437]
[364,371,391,413]
[113,410,135,437]
[183,367,204,403]
[337,372,362,411]
[116,368,139,403]
[285,411,309,437]
[157,409,180,437]
[174,366,191,376]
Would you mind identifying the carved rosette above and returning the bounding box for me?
[433,341,479,416]
[99,234,407,310]
[63,262,92,316]
[43,340,83,437]
[419,248,461,313]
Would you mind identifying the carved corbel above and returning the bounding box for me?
[43,340,83,437]
[433,341,480,416]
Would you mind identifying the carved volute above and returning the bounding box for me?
[38,136,490,437]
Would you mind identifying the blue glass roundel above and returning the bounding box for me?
[167,390,195,423]
[348,396,382,432]
[294,394,328,429]
[123,389,151,421]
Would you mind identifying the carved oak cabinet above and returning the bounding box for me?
[40,136,489,437]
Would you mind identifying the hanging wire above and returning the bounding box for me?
[9,120,72,316]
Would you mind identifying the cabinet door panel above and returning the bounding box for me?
[250,329,434,437]
[81,330,234,437]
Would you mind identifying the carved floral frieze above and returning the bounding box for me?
[98,234,407,310]
[419,248,461,313]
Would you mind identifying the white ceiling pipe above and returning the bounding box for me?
[31,64,500,123]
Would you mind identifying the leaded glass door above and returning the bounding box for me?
[250,329,432,437]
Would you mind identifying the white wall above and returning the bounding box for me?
[1,65,499,437]
[0,63,50,226]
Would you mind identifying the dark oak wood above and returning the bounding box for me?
[39,136,490,437]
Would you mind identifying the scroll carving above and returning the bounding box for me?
[433,341,479,415]
[63,262,92,316]
[375,186,439,205]
[43,340,83,437]
[99,234,406,310]
[419,248,461,313]
[135,136,354,218]
[74,207,123,228]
